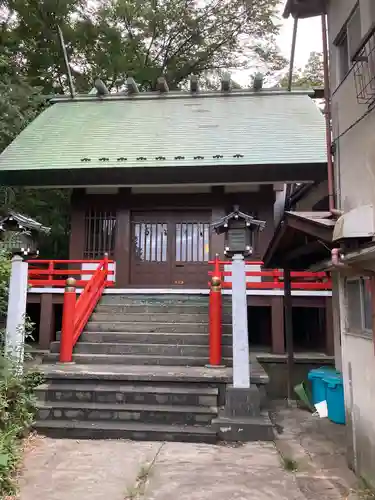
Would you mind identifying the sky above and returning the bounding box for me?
[234,7,323,87]
[278,15,323,69]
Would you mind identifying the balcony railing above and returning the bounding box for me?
[354,26,375,107]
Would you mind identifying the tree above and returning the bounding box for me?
[1,0,287,93]
[0,54,44,153]
[279,51,324,89]
[0,0,288,258]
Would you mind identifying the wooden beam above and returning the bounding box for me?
[287,215,332,242]
[285,240,325,263]
[190,74,199,93]
[127,77,139,94]
[283,268,294,403]
[221,73,231,92]
[157,77,169,92]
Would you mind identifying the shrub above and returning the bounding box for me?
[0,358,42,495]
[0,250,43,495]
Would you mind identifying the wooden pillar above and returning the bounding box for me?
[271,296,285,354]
[211,187,226,259]
[325,296,334,356]
[39,294,55,349]
[115,208,131,287]
[284,268,294,401]
[69,189,86,260]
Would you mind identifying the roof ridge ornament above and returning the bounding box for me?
[157,77,169,93]
[221,72,231,92]
[127,77,139,95]
[190,74,199,93]
[94,78,109,96]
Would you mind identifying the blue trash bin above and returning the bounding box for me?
[307,367,339,405]
[323,373,346,425]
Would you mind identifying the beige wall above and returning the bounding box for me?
[328,0,375,487]
[328,0,375,211]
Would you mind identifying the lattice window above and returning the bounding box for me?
[84,209,116,258]
[133,222,168,262]
[175,222,210,262]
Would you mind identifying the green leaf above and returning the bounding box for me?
[0,453,9,467]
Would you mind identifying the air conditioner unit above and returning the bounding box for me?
[333,204,375,241]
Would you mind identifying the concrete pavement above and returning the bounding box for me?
[18,437,307,500]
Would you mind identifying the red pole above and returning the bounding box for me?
[60,277,77,363]
[103,252,109,284]
[209,274,222,366]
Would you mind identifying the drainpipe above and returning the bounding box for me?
[321,13,336,213]
[331,248,347,269]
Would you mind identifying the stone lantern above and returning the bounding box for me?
[0,211,50,257]
[212,205,266,257]
[211,206,270,442]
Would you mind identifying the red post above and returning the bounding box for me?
[60,277,77,363]
[209,274,222,366]
[103,252,109,284]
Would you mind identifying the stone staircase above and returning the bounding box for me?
[35,294,273,442]
[45,294,234,366]
[34,368,223,443]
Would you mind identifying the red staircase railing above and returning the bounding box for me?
[59,255,114,362]
[207,255,332,366]
[28,255,114,362]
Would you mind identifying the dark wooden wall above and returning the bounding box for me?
[68,185,276,287]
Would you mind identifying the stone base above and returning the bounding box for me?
[223,385,261,418]
[212,414,274,442]
[212,384,274,442]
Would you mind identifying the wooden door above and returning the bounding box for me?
[172,213,211,287]
[130,212,172,286]
[130,211,211,287]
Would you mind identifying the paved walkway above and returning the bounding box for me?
[16,438,311,500]
[15,406,366,500]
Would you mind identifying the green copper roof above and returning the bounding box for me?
[0,90,326,173]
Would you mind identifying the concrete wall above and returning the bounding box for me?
[328,0,375,487]
[339,283,375,487]
[328,0,375,211]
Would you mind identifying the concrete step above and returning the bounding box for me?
[72,332,233,345]
[35,382,219,407]
[36,400,217,425]
[50,342,233,357]
[90,312,211,323]
[99,294,213,305]
[95,303,232,316]
[85,321,232,334]
[33,419,217,443]
[43,353,233,366]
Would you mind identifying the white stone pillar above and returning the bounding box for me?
[231,254,250,388]
[5,255,29,374]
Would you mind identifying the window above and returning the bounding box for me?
[133,222,168,262]
[348,6,362,60]
[84,208,116,259]
[345,277,373,334]
[175,222,210,262]
[335,4,362,82]
[337,32,350,81]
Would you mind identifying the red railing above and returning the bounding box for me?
[59,255,114,362]
[208,257,332,290]
[207,255,332,366]
[28,258,115,287]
